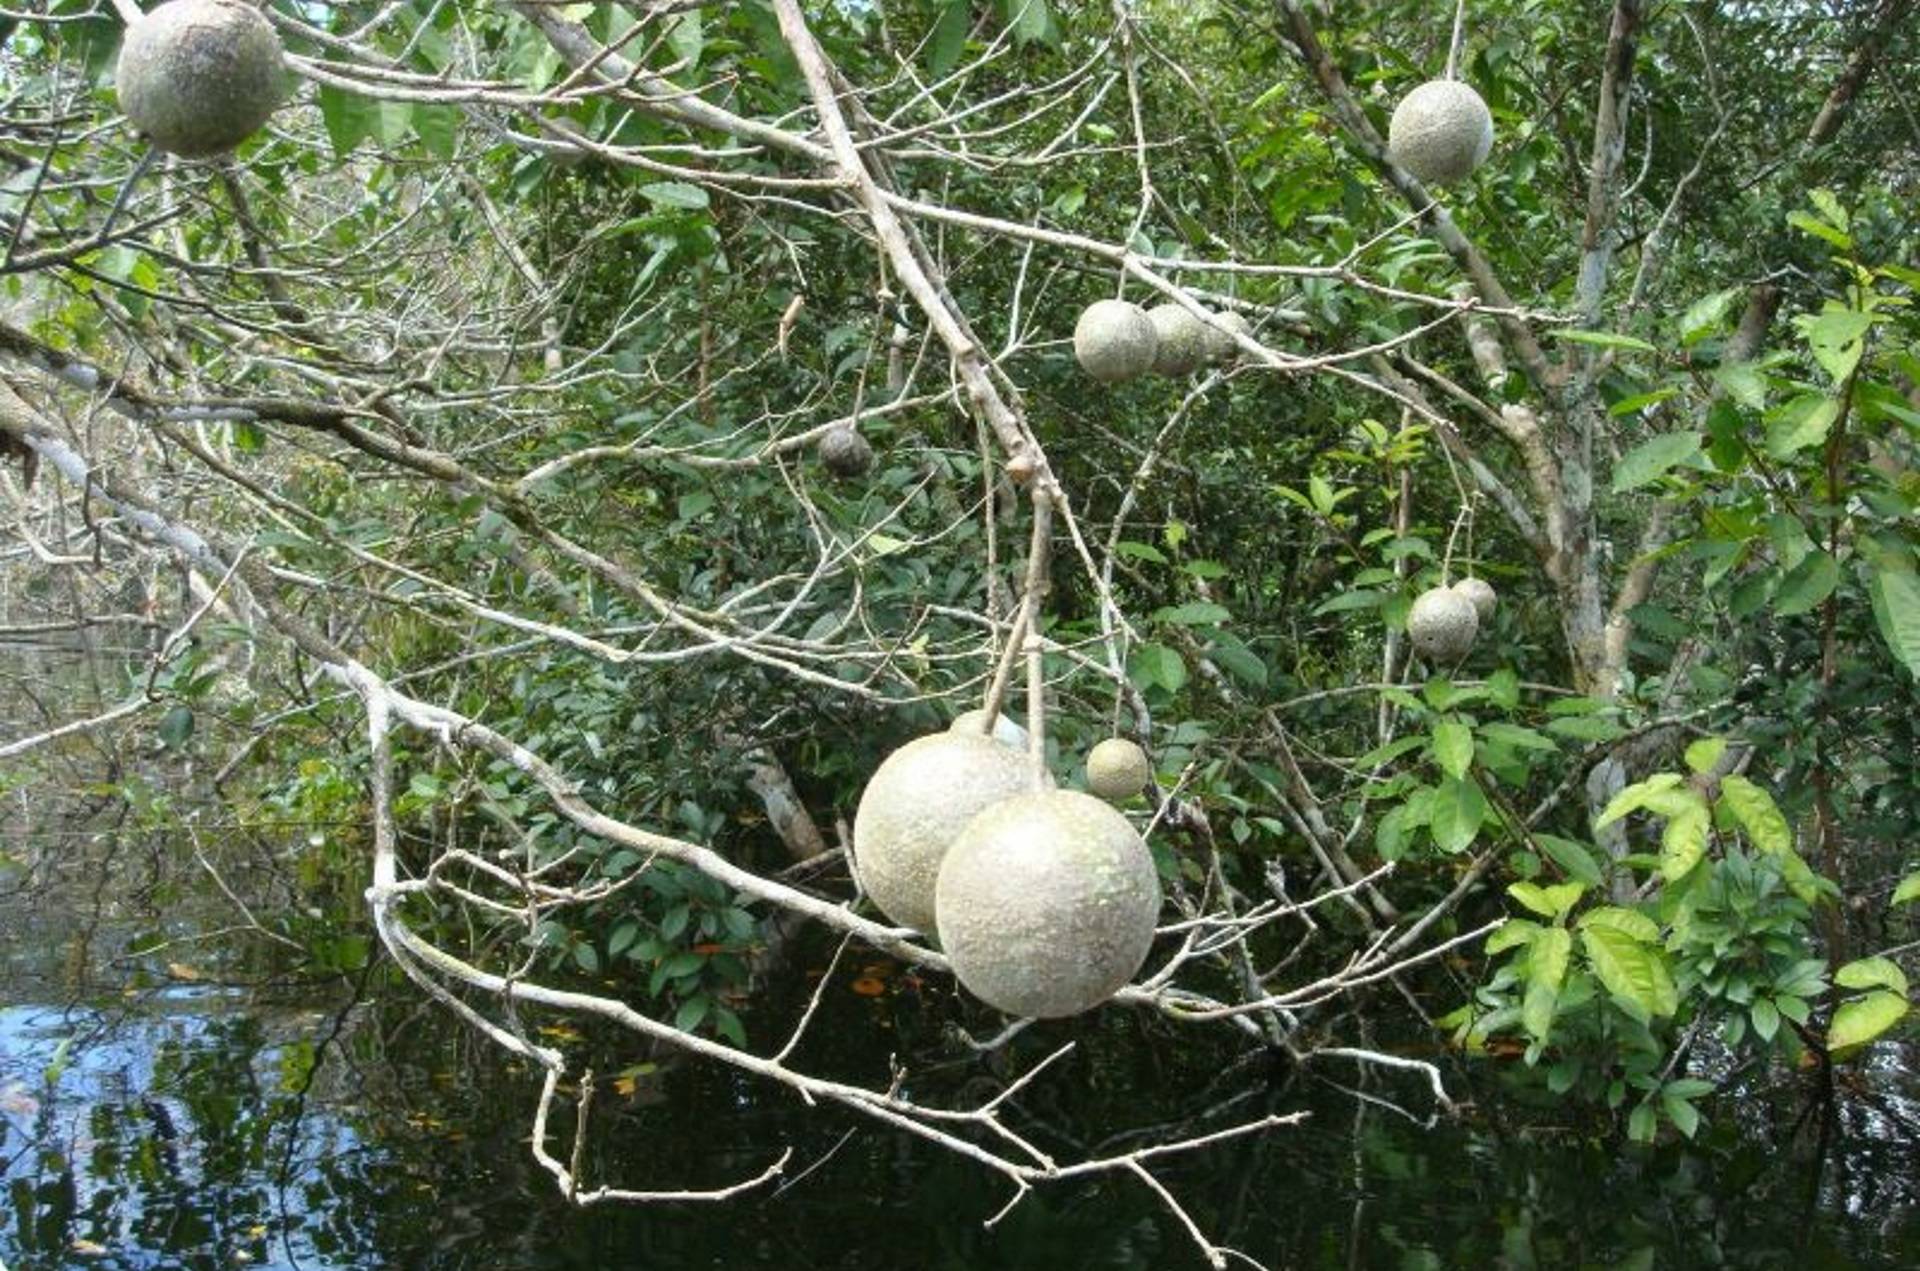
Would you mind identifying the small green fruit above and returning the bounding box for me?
[1451,576,1497,623]
[117,0,287,159]
[818,427,872,478]
[1073,299,1158,383]
[1388,80,1494,186]
[1201,310,1253,364]
[1408,586,1479,662]
[1147,303,1208,377]
[1085,737,1151,801]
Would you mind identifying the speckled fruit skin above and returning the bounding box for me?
[1073,299,1158,383]
[1085,737,1151,801]
[117,0,286,159]
[1387,80,1494,186]
[1408,586,1480,662]
[818,428,872,478]
[1147,304,1208,377]
[1452,576,1498,623]
[937,789,1161,1018]
[1201,310,1252,363]
[852,733,1038,933]
[949,708,1029,750]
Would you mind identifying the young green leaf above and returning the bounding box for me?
[1430,720,1474,779]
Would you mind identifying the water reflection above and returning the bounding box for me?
[3,959,1916,1269]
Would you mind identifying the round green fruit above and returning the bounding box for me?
[1387,79,1494,186]
[117,0,286,159]
[1408,585,1479,662]
[1201,310,1253,364]
[1451,576,1497,623]
[949,708,1028,750]
[852,732,1037,933]
[1073,299,1158,383]
[818,427,873,479]
[1147,303,1208,377]
[935,789,1161,1018]
[1085,737,1151,801]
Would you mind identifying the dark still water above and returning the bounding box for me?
[2,894,1917,1268]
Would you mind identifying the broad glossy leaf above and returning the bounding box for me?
[1660,803,1710,880]
[1581,925,1679,1018]
[1834,957,1909,996]
[1764,393,1840,460]
[1718,775,1792,856]
[1579,906,1660,943]
[1893,873,1920,907]
[1829,991,1908,1054]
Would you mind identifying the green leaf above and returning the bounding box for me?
[1535,835,1605,887]
[1628,1101,1658,1142]
[1595,773,1684,828]
[1487,918,1540,955]
[1478,722,1557,753]
[1835,957,1909,996]
[928,0,972,77]
[1551,329,1658,355]
[1866,565,1920,680]
[318,84,380,156]
[1678,288,1741,346]
[158,705,195,750]
[1684,738,1727,775]
[1714,363,1767,409]
[1430,721,1474,779]
[1828,991,1909,1054]
[666,10,704,68]
[1773,549,1839,617]
[1893,873,1920,907]
[1611,431,1701,493]
[1580,924,1679,1018]
[1750,996,1781,1042]
[1204,637,1267,688]
[1659,801,1710,880]
[674,993,712,1033]
[1718,775,1792,856]
[639,182,711,211]
[1808,189,1850,232]
[1509,881,1587,921]
[1787,210,1852,251]
[1580,906,1660,943]
[1796,307,1873,383]
[1313,589,1384,615]
[1429,775,1487,853]
[1764,393,1840,460]
[1662,1094,1701,1139]
[998,0,1058,44]
[1130,643,1187,695]
[1546,716,1625,742]
[1529,926,1573,989]
[1353,735,1427,769]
